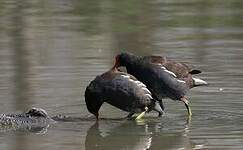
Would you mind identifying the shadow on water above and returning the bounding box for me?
[85,116,196,150]
[8,1,31,150]
[84,108,243,149]
[0,0,243,149]
[9,1,32,110]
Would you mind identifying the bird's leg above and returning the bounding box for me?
[158,99,165,111]
[153,101,164,117]
[158,99,165,117]
[181,97,192,117]
[135,107,148,120]
[126,112,135,119]
[153,94,165,116]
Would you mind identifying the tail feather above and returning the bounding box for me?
[193,77,207,86]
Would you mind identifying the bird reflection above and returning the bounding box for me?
[85,118,197,150]
[85,120,152,150]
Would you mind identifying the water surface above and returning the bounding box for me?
[0,0,243,149]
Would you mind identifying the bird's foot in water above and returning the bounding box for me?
[126,113,135,120]
[135,107,148,120]
[181,97,192,117]
[153,100,165,117]
[158,110,166,117]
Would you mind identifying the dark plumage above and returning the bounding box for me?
[85,67,163,120]
[114,52,207,116]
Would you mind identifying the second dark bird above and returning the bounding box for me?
[113,52,207,116]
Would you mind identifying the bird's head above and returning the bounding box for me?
[85,83,103,120]
[113,52,137,69]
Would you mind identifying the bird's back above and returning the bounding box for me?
[122,56,189,100]
[92,69,154,112]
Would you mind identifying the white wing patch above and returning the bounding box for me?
[177,79,186,83]
[120,75,130,79]
[142,87,151,95]
[163,69,177,77]
[134,81,146,88]
[157,64,177,77]
[156,64,186,84]
[120,74,153,99]
[145,94,153,99]
[160,66,166,70]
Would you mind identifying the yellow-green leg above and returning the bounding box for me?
[181,97,192,117]
[135,107,148,120]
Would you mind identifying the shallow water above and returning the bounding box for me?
[1,0,243,149]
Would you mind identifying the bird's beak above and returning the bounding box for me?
[181,97,192,117]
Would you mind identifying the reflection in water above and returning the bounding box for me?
[85,121,153,150]
[0,124,49,134]
[8,1,30,150]
[0,0,243,149]
[10,2,32,110]
[85,119,195,150]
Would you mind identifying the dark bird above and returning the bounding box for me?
[85,67,163,120]
[113,52,207,116]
